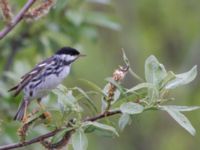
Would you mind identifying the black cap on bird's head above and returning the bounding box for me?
[56,47,80,56]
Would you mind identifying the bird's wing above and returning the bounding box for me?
[8,57,54,97]
[20,57,53,79]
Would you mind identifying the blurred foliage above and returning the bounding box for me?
[0,0,200,150]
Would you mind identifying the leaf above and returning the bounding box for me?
[120,102,144,115]
[161,106,196,136]
[161,105,200,112]
[73,87,98,113]
[102,83,121,102]
[66,10,84,26]
[145,55,167,86]
[45,31,71,46]
[82,121,119,136]
[0,81,9,97]
[53,90,82,112]
[84,12,121,30]
[115,93,141,108]
[55,0,69,11]
[51,128,72,144]
[121,49,144,82]
[165,66,197,89]
[87,0,111,5]
[57,98,66,114]
[118,113,130,131]
[122,48,130,66]
[129,68,144,82]
[126,83,154,93]
[84,125,96,133]
[79,79,103,94]
[160,71,176,88]
[57,84,68,92]
[148,86,159,102]
[101,98,108,112]
[101,77,123,111]
[72,129,88,150]
[65,90,77,103]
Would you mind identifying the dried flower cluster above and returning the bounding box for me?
[105,65,129,112]
[0,0,13,24]
[108,66,128,100]
[24,0,55,21]
[17,112,48,142]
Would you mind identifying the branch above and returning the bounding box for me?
[85,110,121,122]
[0,0,36,40]
[0,110,121,150]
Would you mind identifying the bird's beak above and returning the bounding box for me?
[78,54,86,57]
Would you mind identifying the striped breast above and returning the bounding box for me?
[23,62,70,100]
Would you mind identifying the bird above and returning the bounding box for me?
[8,47,85,122]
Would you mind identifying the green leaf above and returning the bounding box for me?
[165,66,197,89]
[126,83,154,93]
[72,129,88,150]
[161,105,200,112]
[45,29,71,45]
[66,10,84,26]
[122,48,130,66]
[0,81,9,97]
[102,83,121,102]
[85,12,121,30]
[118,113,130,131]
[120,102,144,115]
[148,87,160,102]
[51,128,72,144]
[53,90,82,112]
[5,61,30,81]
[161,106,196,136]
[145,55,167,86]
[121,49,144,82]
[87,0,111,5]
[82,121,119,136]
[160,71,176,88]
[55,0,69,11]
[101,98,108,112]
[57,84,68,92]
[57,98,66,114]
[73,87,98,113]
[84,124,96,133]
[101,78,123,111]
[79,79,103,94]
[129,68,144,82]
[65,90,77,103]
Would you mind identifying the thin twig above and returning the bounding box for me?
[0,110,121,150]
[0,128,62,150]
[0,0,36,40]
[85,110,121,122]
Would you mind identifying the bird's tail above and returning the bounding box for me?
[14,99,28,121]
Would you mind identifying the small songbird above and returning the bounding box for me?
[8,47,84,122]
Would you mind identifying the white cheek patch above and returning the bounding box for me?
[59,54,77,62]
[60,54,66,60]
[66,55,77,62]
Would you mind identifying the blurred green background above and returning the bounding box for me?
[0,0,200,149]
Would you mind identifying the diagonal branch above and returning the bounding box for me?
[0,0,36,40]
[0,110,121,150]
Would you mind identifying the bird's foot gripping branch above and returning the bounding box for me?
[0,51,199,150]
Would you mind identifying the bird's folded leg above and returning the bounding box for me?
[22,100,29,124]
[37,98,52,122]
